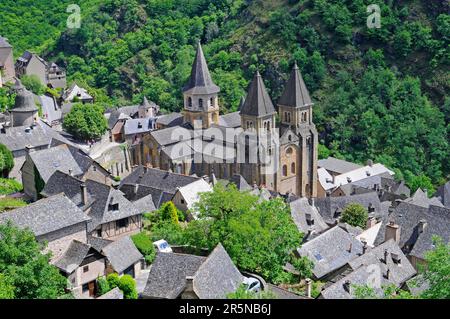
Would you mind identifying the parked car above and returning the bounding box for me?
[153,239,172,253]
[243,277,261,293]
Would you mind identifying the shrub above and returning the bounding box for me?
[131,232,156,264]
[106,273,120,289]
[0,178,23,195]
[0,144,14,176]
[340,203,368,228]
[97,277,111,296]
[119,275,138,299]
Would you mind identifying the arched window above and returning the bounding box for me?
[264,122,267,130]
[287,112,291,123]
[288,135,292,142]
[284,112,288,122]
[210,97,214,107]
[188,97,192,108]
[282,165,288,177]
[286,147,293,156]
[291,162,296,174]
[176,163,183,174]
[199,98,203,108]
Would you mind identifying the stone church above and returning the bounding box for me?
[142,43,318,198]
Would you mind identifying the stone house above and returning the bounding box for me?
[61,83,93,104]
[142,244,243,299]
[21,143,113,200]
[171,178,212,218]
[0,36,15,85]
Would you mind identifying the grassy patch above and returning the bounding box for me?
[0,197,27,212]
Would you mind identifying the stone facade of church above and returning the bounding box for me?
[141,43,318,198]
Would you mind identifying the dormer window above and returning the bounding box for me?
[108,203,119,211]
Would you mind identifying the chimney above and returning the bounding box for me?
[385,221,401,243]
[183,276,195,298]
[368,203,375,214]
[418,219,427,233]
[362,240,368,254]
[68,168,73,177]
[366,215,377,229]
[383,249,389,264]
[143,166,148,174]
[343,280,351,293]
[348,242,353,253]
[305,278,312,298]
[310,198,315,207]
[367,159,373,167]
[134,183,139,195]
[384,269,390,279]
[391,252,401,265]
[80,183,87,206]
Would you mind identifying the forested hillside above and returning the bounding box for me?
[1,0,448,187]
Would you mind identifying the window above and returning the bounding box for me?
[188,97,192,107]
[83,266,89,273]
[198,98,203,108]
[210,97,214,107]
[291,162,296,174]
[116,218,129,230]
[97,229,102,237]
[82,283,89,293]
[181,199,185,204]
[108,203,119,211]
[288,135,292,142]
[282,165,288,176]
[286,147,293,156]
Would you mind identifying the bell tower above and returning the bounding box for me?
[182,42,220,129]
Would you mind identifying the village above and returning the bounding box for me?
[0,34,449,300]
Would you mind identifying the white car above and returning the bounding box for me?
[153,239,172,253]
[243,277,261,293]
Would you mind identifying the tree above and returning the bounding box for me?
[420,237,450,299]
[406,174,435,196]
[20,75,46,95]
[340,203,368,228]
[0,221,67,299]
[62,103,108,140]
[291,256,314,280]
[0,273,14,299]
[118,274,138,299]
[185,184,302,283]
[106,273,120,290]
[0,144,14,177]
[97,277,111,296]
[159,201,179,225]
[131,232,156,264]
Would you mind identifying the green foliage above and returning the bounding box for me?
[0,178,23,195]
[291,256,314,280]
[20,75,46,95]
[0,197,27,212]
[406,174,436,196]
[118,274,138,299]
[420,237,450,299]
[159,201,179,225]
[0,87,15,112]
[185,184,302,283]
[131,232,156,264]
[106,273,120,290]
[0,144,14,176]
[150,220,184,245]
[340,203,368,228]
[227,284,277,299]
[318,143,331,160]
[0,221,67,299]
[63,103,108,140]
[97,277,111,296]
[0,273,15,299]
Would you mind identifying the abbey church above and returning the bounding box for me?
[143,43,318,198]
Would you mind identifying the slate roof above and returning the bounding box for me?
[88,236,113,253]
[267,284,307,299]
[318,157,363,175]
[289,198,329,237]
[0,122,62,152]
[0,193,90,237]
[278,63,313,108]
[124,118,155,135]
[38,94,61,124]
[177,179,212,211]
[382,203,450,259]
[53,240,91,274]
[132,193,157,213]
[240,72,276,117]
[156,112,184,127]
[436,181,450,208]
[84,179,141,232]
[183,43,220,95]
[98,287,124,299]
[102,236,142,273]
[42,171,89,207]
[403,188,444,208]
[314,192,381,225]
[150,125,193,147]
[107,105,140,129]
[192,244,244,299]
[229,174,252,191]
[12,80,39,112]
[142,252,207,299]
[62,83,93,102]
[297,226,364,279]
[218,112,241,128]
[321,240,416,299]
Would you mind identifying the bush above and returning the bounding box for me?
[340,203,368,228]
[0,144,14,176]
[20,75,46,95]
[119,275,138,299]
[151,220,184,245]
[106,273,120,289]
[62,103,108,140]
[131,232,156,264]
[159,201,179,224]
[0,197,27,212]
[0,178,23,195]
[97,277,111,296]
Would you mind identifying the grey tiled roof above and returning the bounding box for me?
[374,202,450,258]
[0,193,90,237]
[53,240,91,274]
[150,125,193,146]
[290,198,329,236]
[0,36,12,48]
[315,192,381,225]
[436,181,450,208]
[0,125,53,152]
[193,244,244,299]
[107,105,139,129]
[182,43,220,95]
[156,112,183,127]
[218,112,241,128]
[42,171,89,207]
[88,236,113,253]
[278,64,312,108]
[133,193,156,213]
[318,157,363,175]
[124,118,155,135]
[403,188,444,208]
[240,72,276,117]
[229,174,252,191]
[38,94,61,124]
[267,284,307,299]
[12,80,39,112]
[98,287,123,299]
[143,252,207,299]
[102,236,142,273]
[297,226,364,279]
